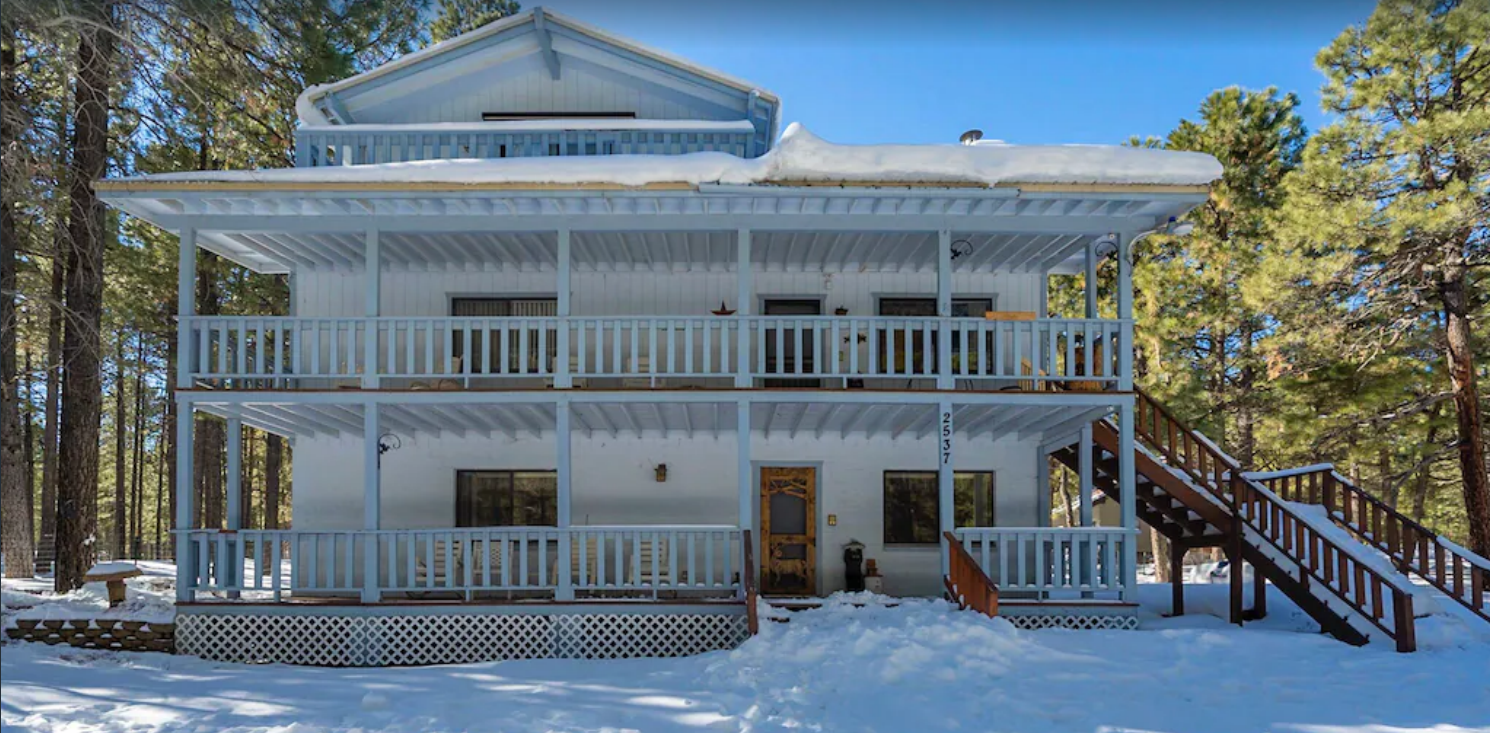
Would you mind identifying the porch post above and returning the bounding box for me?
[363,228,380,389]
[556,399,574,600]
[225,417,242,597]
[174,396,195,602]
[737,399,753,584]
[176,228,196,389]
[1170,539,1186,616]
[937,401,954,578]
[1116,232,1133,391]
[1084,239,1098,319]
[735,229,752,388]
[936,229,954,390]
[1117,399,1138,602]
[174,228,196,602]
[1078,422,1095,599]
[361,402,380,602]
[1078,424,1094,527]
[555,229,572,388]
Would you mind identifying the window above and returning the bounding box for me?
[877,298,995,373]
[455,470,557,527]
[883,471,995,544]
[450,297,557,373]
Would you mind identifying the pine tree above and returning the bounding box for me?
[428,0,521,45]
[1279,0,1490,555]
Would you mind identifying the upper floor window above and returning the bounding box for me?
[450,297,557,373]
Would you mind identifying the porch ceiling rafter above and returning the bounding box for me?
[1019,407,1113,441]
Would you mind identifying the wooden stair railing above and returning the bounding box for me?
[944,531,999,618]
[742,529,759,635]
[1123,388,1420,652]
[1255,467,1489,625]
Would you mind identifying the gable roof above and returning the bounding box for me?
[295,7,780,133]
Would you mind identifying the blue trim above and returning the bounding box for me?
[533,8,562,80]
[343,22,540,99]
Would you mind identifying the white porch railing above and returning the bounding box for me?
[952,527,1137,597]
[175,526,743,601]
[181,315,1124,389]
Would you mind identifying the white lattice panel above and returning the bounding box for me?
[177,610,749,666]
[555,614,752,659]
[1005,614,1139,631]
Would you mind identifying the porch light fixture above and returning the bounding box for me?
[654,463,668,482]
[950,239,973,261]
[377,432,402,468]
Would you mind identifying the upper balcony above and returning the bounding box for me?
[294,119,765,168]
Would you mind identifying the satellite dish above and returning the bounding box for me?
[959,129,984,146]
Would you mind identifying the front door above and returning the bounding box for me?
[759,466,816,595]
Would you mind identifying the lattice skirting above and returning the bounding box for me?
[176,609,750,666]
[1002,613,1140,631]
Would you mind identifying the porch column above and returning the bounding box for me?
[937,401,954,577]
[556,400,574,600]
[176,227,196,389]
[1084,239,1099,319]
[1116,232,1133,391]
[225,417,242,597]
[737,399,752,534]
[936,229,954,390]
[174,228,196,602]
[361,402,380,602]
[1078,422,1095,599]
[1078,424,1094,527]
[735,229,752,388]
[555,229,572,388]
[174,396,195,602]
[1117,400,1138,602]
[363,228,380,389]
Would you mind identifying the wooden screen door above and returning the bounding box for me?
[759,466,817,595]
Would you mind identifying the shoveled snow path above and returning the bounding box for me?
[4,593,1488,733]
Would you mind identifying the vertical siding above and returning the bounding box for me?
[295,269,1045,319]
[349,55,738,125]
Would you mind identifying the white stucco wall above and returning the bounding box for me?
[292,430,1041,597]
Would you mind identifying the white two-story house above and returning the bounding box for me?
[98,8,1222,665]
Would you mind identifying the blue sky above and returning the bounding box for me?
[535,0,1378,145]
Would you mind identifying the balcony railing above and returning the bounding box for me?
[951,527,1137,598]
[294,125,758,167]
[176,525,744,602]
[181,315,1127,390]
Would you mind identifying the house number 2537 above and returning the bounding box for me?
[940,410,953,465]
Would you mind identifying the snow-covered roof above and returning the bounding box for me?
[297,119,758,134]
[295,7,780,128]
[105,123,1222,189]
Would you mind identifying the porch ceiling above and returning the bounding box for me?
[193,399,1112,444]
[100,186,1205,275]
[204,229,1097,275]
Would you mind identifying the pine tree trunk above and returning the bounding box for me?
[23,352,36,557]
[264,434,282,531]
[0,20,34,579]
[1234,326,1257,467]
[112,338,127,559]
[54,0,117,592]
[38,224,64,574]
[1439,260,1489,557]
[1151,530,1170,583]
[154,397,166,558]
[1378,447,1398,509]
[130,333,145,558]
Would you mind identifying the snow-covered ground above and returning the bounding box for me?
[4,576,1489,733]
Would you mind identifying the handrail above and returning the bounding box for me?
[1252,466,1488,625]
[1130,387,1419,652]
[742,529,758,635]
[943,531,999,618]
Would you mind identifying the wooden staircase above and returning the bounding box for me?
[1050,388,1469,652]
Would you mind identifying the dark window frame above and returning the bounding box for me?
[455,469,558,528]
[882,470,996,545]
[876,297,996,374]
[449,297,559,373]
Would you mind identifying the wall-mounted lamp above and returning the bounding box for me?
[654,463,668,483]
[376,432,402,468]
